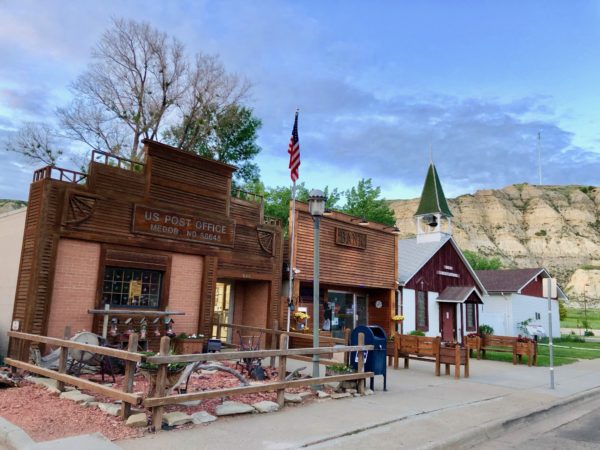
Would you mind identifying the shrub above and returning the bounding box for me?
[584,330,595,337]
[479,324,494,336]
[535,229,547,237]
[559,301,567,321]
[409,330,425,336]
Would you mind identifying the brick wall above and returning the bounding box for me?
[47,239,101,338]
[168,254,203,335]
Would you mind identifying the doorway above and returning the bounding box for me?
[212,281,234,342]
[328,291,368,338]
[440,303,456,342]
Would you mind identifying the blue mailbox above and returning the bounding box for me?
[350,325,387,391]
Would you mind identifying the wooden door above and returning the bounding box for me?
[440,303,456,342]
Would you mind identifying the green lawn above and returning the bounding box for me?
[561,307,600,330]
[479,337,600,367]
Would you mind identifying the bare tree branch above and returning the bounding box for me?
[6,122,64,166]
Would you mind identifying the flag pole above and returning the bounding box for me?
[287,180,297,332]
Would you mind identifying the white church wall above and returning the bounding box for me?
[479,295,511,336]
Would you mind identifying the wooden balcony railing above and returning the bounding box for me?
[32,166,87,184]
[91,149,145,173]
[232,188,264,203]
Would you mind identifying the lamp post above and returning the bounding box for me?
[308,189,326,380]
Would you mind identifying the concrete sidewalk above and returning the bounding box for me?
[119,357,600,449]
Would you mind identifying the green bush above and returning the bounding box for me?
[559,301,567,321]
[479,324,494,336]
[409,330,425,336]
[584,330,595,337]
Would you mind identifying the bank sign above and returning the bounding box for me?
[132,205,235,247]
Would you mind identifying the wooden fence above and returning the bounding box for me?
[6,331,142,418]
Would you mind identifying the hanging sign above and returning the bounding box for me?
[132,205,235,247]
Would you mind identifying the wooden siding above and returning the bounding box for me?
[293,203,396,290]
[521,276,543,297]
[10,140,283,358]
[405,240,480,294]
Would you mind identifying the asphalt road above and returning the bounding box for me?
[475,394,600,449]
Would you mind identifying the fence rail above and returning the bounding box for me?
[32,166,87,184]
[91,149,145,172]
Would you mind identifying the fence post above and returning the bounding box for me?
[357,332,365,395]
[56,346,68,392]
[454,345,460,379]
[151,336,170,431]
[270,319,279,368]
[344,328,351,365]
[277,334,288,408]
[121,333,139,420]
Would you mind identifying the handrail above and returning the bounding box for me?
[32,166,87,184]
[232,188,263,203]
[263,216,282,227]
[91,149,145,172]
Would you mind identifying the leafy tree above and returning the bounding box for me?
[463,250,502,270]
[343,178,396,226]
[559,300,567,321]
[165,105,261,184]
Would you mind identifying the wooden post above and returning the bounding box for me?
[270,319,279,368]
[101,304,110,339]
[357,332,365,395]
[56,346,68,392]
[151,336,171,431]
[121,333,139,420]
[216,317,222,341]
[464,346,470,378]
[393,333,399,369]
[276,334,288,407]
[454,345,460,379]
[344,328,351,365]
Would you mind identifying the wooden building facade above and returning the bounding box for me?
[9,140,283,359]
[288,203,398,338]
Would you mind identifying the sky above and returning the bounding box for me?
[1,0,600,202]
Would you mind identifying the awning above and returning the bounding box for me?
[436,286,483,304]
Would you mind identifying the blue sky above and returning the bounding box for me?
[1,0,599,201]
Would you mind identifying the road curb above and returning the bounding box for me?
[0,416,35,449]
[419,386,600,450]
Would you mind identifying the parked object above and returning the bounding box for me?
[475,334,538,366]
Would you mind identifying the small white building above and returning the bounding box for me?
[477,268,567,338]
[0,207,27,357]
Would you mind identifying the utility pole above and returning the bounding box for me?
[544,278,556,390]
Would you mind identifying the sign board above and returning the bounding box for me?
[335,227,367,249]
[132,205,235,247]
[542,278,558,299]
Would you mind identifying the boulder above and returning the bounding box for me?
[162,412,193,426]
[191,411,217,424]
[98,402,121,416]
[365,389,374,396]
[126,413,148,428]
[252,401,279,413]
[215,401,255,416]
[284,393,303,404]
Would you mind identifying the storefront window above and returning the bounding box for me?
[416,290,428,331]
[328,291,368,338]
[102,267,162,308]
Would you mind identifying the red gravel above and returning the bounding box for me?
[0,383,141,442]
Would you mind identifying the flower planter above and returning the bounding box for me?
[465,336,481,358]
[515,341,537,366]
[438,345,469,378]
[173,338,205,355]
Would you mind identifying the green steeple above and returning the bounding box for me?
[415,163,453,217]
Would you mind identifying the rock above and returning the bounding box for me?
[59,390,95,404]
[98,402,121,416]
[345,388,357,394]
[215,401,255,416]
[353,393,362,397]
[126,413,148,428]
[298,392,312,400]
[27,376,58,390]
[191,411,217,424]
[331,392,352,399]
[339,381,357,390]
[162,412,193,426]
[252,401,279,413]
[365,389,374,396]
[64,385,77,391]
[316,390,330,399]
[284,393,303,404]
[180,400,202,407]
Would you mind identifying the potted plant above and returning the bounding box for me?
[515,335,536,364]
[386,334,396,357]
[439,341,467,365]
[465,333,481,357]
[173,332,205,354]
[140,351,187,397]
[293,311,310,331]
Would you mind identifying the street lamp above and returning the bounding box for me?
[308,189,326,380]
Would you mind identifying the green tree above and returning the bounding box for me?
[342,178,396,226]
[558,300,567,321]
[463,250,502,270]
[165,105,262,184]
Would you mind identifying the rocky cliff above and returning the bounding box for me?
[389,184,600,304]
[0,199,27,214]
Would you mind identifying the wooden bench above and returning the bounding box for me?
[391,334,469,378]
[477,335,537,366]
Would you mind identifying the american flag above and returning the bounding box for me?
[288,111,300,182]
